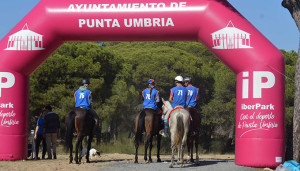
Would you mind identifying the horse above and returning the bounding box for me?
[65,107,101,164]
[162,99,190,168]
[134,101,163,163]
[186,107,201,165]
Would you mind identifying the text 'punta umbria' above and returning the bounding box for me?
[79,18,175,28]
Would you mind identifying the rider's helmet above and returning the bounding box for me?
[82,78,90,85]
[148,79,155,84]
[148,79,155,88]
[183,77,192,83]
[174,76,183,82]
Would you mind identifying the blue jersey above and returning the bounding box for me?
[170,85,188,108]
[186,86,199,108]
[74,87,92,110]
[142,88,159,110]
[36,118,44,135]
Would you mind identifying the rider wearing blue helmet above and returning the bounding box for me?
[74,78,99,129]
[142,79,160,111]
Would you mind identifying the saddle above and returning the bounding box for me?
[167,106,186,122]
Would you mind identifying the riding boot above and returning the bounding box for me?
[159,119,169,137]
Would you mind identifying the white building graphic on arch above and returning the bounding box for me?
[211,21,253,49]
[5,24,44,51]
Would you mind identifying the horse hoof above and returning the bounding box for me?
[145,160,150,164]
[134,160,138,164]
[181,164,184,168]
[169,164,173,168]
[157,158,161,162]
[87,160,90,163]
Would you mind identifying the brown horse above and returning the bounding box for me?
[65,107,101,164]
[186,107,201,165]
[134,107,163,163]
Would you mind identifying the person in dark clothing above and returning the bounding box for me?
[43,105,60,159]
[34,110,47,160]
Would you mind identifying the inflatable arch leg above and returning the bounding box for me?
[0,0,284,167]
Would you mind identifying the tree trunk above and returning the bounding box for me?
[282,0,300,162]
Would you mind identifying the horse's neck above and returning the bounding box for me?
[164,104,173,119]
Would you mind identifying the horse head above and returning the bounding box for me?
[162,98,172,115]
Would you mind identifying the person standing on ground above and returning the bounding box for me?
[43,105,60,159]
[34,110,47,160]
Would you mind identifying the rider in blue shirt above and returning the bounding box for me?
[185,77,199,108]
[160,76,187,137]
[184,77,199,136]
[74,78,99,131]
[142,79,160,110]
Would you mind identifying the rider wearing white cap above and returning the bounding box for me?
[160,75,188,137]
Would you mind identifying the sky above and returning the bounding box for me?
[0,0,298,52]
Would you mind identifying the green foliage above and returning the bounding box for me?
[28,42,297,154]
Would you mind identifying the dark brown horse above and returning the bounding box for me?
[65,107,101,164]
[134,106,163,163]
[186,107,201,165]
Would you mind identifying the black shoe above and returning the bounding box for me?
[54,155,57,159]
[47,157,52,160]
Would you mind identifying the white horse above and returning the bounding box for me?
[162,99,190,168]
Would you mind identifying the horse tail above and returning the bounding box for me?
[135,110,146,144]
[65,110,76,148]
[173,114,184,147]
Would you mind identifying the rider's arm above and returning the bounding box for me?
[155,92,160,103]
[169,89,173,103]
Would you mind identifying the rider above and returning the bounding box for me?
[74,78,99,129]
[184,77,199,136]
[160,75,188,137]
[142,79,160,112]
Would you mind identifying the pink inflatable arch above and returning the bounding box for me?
[0,0,284,167]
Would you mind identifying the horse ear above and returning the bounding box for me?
[162,98,165,103]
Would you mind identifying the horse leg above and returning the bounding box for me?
[134,140,139,163]
[180,144,185,168]
[69,142,73,164]
[156,134,162,162]
[86,135,93,163]
[75,136,83,164]
[195,134,200,165]
[144,134,150,163]
[148,135,153,163]
[169,142,175,168]
[187,138,192,164]
[190,138,194,163]
[177,145,181,164]
[79,143,83,163]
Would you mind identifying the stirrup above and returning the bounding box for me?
[159,130,168,137]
